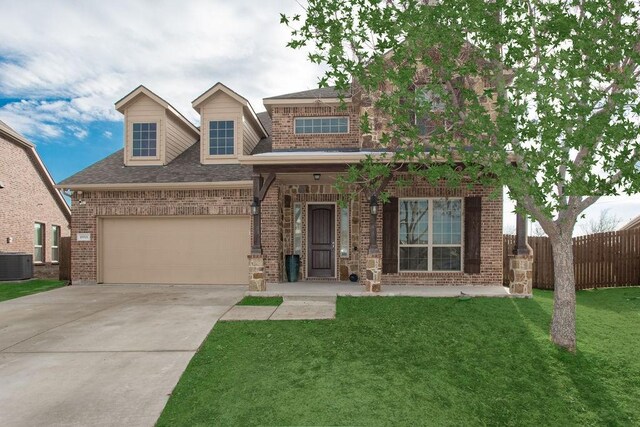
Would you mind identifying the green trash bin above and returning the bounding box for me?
[285,255,300,282]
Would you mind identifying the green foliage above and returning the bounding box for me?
[284,0,640,231]
[0,280,67,302]
[158,289,640,426]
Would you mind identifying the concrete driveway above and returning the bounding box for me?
[0,284,246,427]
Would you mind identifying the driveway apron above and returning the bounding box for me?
[0,284,245,427]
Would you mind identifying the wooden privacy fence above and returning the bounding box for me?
[59,236,71,281]
[503,228,640,290]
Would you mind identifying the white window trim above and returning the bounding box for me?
[34,222,44,264]
[202,118,238,162]
[293,116,350,135]
[51,225,60,263]
[398,197,464,273]
[130,120,161,160]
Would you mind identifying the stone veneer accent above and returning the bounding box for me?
[508,254,533,296]
[364,254,382,292]
[70,188,252,285]
[248,254,266,291]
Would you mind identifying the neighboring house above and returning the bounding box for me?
[58,82,503,290]
[620,215,640,231]
[0,120,71,277]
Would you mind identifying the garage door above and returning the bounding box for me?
[100,216,250,285]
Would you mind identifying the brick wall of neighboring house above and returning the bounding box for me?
[0,137,70,276]
[270,105,361,151]
[70,188,252,284]
[261,176,502,286]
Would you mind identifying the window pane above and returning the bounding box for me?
[34,247,43,263]
[399,247,428,271]
[209,120,234,155]
[432,199,462,244]
[34,223,43,245]
[52,226,59,246]
[132,122,157,157]
[34,223,44,262]
[294,117,349,134]
[399,200,429,244]
[293,203,302,255]
[432,247,461,271]
[340,206,349,258]
[51,247,59,263]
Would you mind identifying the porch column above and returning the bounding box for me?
[365,195,382,292]
[251,173,262,254]
[509,208,533,297]
[368,195,379,254]
[514,211,531,255]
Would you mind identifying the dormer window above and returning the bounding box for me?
[132,123,157,157]
[209,120,235,155]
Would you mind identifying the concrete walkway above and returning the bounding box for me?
[248,282,513,298]
[0,284,246,427]
[220,295,337,321]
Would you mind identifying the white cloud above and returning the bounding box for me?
[103,131,113,139]
[0,0,321,135]
[67,125,88,140]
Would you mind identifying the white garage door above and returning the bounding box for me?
[100,216,250,285]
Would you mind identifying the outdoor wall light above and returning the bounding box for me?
[313,173,321,181]
[370,195,378,215]
[251,200,260,215]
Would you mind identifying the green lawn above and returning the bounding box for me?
[0,280,67,302]
[236,296,283,306]
[159,288,640,426]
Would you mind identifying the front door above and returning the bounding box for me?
[307,204,335,278]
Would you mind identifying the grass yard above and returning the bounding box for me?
[236,296,283,306]
[159,288,640,426]
[0,280,67,302]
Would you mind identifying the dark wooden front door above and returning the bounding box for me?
[308,204,335,277]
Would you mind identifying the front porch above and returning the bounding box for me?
[248,164,534,296]
[247,282,514,298]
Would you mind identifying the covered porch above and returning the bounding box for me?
[247,163,533,296]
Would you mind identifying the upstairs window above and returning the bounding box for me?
[412,87,446,136]
[294,117,348,134]
[209,120,234,155]
[34,223,44,263]
[132,123,157,157]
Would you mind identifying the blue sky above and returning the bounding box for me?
[0,0,638,233]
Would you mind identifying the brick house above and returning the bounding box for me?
[0,120,71,278]
[58,82,504,291]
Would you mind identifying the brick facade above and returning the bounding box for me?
[69,188,251,284]
[0,136,70,274]
[270,105,360,151]
[261,176,503,286]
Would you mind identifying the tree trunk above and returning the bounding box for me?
[549,232,577,352]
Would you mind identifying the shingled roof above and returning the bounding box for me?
[59,111,274,187]
[58,143,252,186]
[263,86,351,100]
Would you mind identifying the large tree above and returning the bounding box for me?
[284,0,640,351]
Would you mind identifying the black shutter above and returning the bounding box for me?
[464,196,482,274]
[382,197,398,274]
